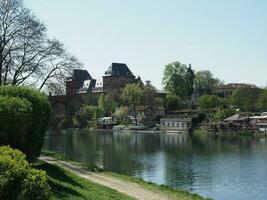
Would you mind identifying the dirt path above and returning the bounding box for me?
[39,156,176,200]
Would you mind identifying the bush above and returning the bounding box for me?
[0,146,51,200]
[0,86,51,161]
[21,168,51,200]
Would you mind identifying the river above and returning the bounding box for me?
[44,130,267,200]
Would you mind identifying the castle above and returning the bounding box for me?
[65,62,141,95]
[49,62,144,116]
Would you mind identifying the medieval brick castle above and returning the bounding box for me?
[65,62,141,95]
[49,62,145,116]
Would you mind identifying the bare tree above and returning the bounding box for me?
[0,0,82,89]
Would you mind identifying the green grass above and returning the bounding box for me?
[40,150,211,200]
[33,161,134,200]
[41,150,102,171]
[104,172,212,200]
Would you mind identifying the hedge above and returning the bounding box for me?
[0,146,51,200]
[0,86,51,161]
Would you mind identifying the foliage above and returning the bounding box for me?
[98,94,116,117]
[162,62,189,99]
[194,70,221,95]
[198,95,224,110]
[115,107,129,123]
[185,64,195,98]
[0,0,82,89]
[231,88,261,112]
[0,86,51,161]
[122,83,144,125]
[256,89,267,111]
[165,94,183,111]
[73,105,100,128]
[142,83,161,120]
[0,146,51,200]
[212,108,235,122]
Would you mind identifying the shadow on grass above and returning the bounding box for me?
[36,163,82,187]
[34,162,84,198]
[47,179,83,199]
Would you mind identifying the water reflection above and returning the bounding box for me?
[44,130,267,200]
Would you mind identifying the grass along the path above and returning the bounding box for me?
[40,150,211,200]
[104,172,211,200]
[33,161,134,200]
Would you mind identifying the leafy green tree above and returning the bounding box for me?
[162,62,187,98]
[231,88,261,112]
[257,89,267,111]
[115,106,129,123]
[194,70,221,95]
[212,108,235,122]
[122,83,143,125]
[198,94,224,110]
[0,86,51,161]
[73,105,98,128]
[165,94,183,111]
[98,94,116,116]
[142,83,160,120]
[185,64,195,98]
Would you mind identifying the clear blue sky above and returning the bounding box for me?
[24,0,267,89]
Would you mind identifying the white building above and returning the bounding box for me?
[160,117,191,131]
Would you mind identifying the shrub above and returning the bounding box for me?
[21,168,51,200]
[0,86,51,161]
[0,146,51,200]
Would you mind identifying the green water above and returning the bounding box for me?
[44,130,267,200]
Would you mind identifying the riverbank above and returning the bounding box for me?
[193,127,267,136]
[33,160,133,200]
[39,151,211,200]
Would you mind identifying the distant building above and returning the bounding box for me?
[223,114,250,129]
[66,69,93,95]
[66,63,139,95]
[250,113,267,132]
[215,83,258,98]
[160,117,192,131]
[102,63,136,92]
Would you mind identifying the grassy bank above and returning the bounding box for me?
[40,150,211,200]
[33,161,134,200]
[104,172,211,200]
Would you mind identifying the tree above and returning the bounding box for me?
[194,70,221,95]
[0,86,51,161]
[162,61,196,101]
[142,83,159,120]
[98,94,116,116]
[73,105,96,128]
[185,64,195,98]
[198,94,224,110]
[115,106,129,123]
[212,108,235,122]
[122,83,143,125]
[257,89,267,111]
[231,88,261,112]
[165,94,183,111]
[162,62,187,97]
[0,0,81,89]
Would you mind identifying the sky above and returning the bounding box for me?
[24,0,267,89]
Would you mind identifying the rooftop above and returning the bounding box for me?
[104,63,135,77]
[216,83,258,90]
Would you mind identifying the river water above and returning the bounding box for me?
[44,130,267,200]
